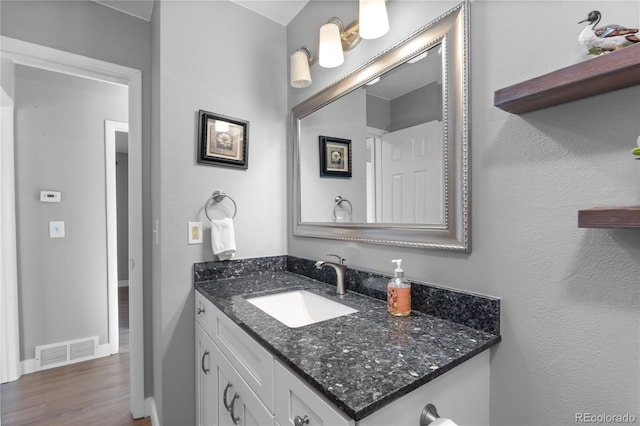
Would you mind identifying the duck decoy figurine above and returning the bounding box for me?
[578,10,639,55]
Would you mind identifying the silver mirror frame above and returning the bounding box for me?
[291,1,470,252]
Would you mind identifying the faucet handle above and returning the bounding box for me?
[327,254,345,264]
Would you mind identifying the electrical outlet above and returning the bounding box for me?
[188,221,203,245]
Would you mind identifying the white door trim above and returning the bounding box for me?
[1,36,145,418]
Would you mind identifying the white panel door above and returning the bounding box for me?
[379,121,443,224]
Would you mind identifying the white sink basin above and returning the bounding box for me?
[246,290,358,328]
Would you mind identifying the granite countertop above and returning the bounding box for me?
[195,271,500,421]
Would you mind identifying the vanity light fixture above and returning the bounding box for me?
[317,0,389,68]
[359,0,389,39]
[319,17,361,68]
[290,46,315,88]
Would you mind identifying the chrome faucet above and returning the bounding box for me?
[314,254,347,295]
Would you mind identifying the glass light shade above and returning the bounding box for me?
[290,50,312,88]
[319,22,344,68]
[359,0,389,39]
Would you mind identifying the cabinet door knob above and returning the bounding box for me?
[200,350,210,374]
[229,393,240,425]
[197,306,206,315]
[294,415,310,426]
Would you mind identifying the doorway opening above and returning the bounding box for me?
[1,36,145,418]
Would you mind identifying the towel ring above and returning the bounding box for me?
[205,190,237,221]
[332,195,352,222]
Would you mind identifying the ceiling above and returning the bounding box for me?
[92,0,309,25]
[231,1,309,25]
[366,46,443,101]
[92,0,433,103]
[92,0,155,21]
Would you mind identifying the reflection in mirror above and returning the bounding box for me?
[292,1,469,251]
[300,43,443,224]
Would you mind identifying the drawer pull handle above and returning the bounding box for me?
[200,350,210,374]
[197,307,206,315]
[223,382,234,411]
[229,393,240,425]
[294,415,310,426]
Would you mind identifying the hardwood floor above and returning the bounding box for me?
[1,287,151,426]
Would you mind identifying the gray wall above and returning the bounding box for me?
[390,82,442,131]
[14,65,127,357]
[150,2,163,419]
[366,94,391,131]
[288,1,640,425]
[1,0,153,395]
[299,88,367,222]
[151,1,287,423]
[367,82,442,132]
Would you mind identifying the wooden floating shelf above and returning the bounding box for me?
[578,206,640,228]
[494,43,640,114]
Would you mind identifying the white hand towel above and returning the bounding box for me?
[210,218,236,261]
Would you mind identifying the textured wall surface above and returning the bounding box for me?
[288,1,640,425]
[151,1,288,423]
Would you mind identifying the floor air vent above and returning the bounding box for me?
[36,336,99,370]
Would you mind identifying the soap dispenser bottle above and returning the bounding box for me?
[387,259,411,316]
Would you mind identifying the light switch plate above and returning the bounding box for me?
[188,221,202,245]
[49,221,65,238]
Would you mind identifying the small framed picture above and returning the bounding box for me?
[319,135,352,177]
[198,110,249,169]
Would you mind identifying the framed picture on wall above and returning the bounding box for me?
[197,110,249,169]
[319,135,352,177]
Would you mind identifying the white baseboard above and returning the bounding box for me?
[21,342,110,375]
[145,397,160,426]
[21,358,36,375]
[96,342,111,358]
[118,280,129,287]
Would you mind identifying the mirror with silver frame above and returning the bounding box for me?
[291,1,469,251]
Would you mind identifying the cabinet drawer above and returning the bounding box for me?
[195,291,216,338]
[214,341,274,426]
[275,361,354,426]
[196,290,275,412]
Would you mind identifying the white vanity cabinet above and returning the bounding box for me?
[274,349,488,426]
[196,322,218,426]
[356,351,489,426]
[196,292,274,426]
[214,341,273,426]
[196,290,490,426]
[195,291,274,411]
[274,361,354,426]
[196,321,273,426]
